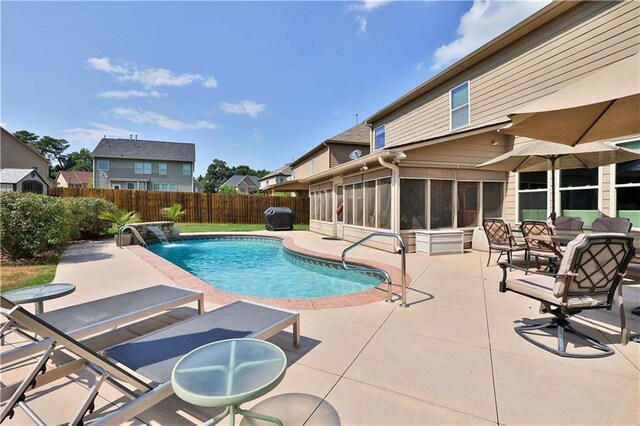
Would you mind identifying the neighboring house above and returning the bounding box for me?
[91,137,196,192]
[0,169,49,194]
[1,127,55,187]
[193,178,204,193]
[56,170,92,188]
[259,164,292,194]
[222,175,260,194]
[300,1,639,252]
[269,123,371,197]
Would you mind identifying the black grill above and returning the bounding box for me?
[264,207,295,231]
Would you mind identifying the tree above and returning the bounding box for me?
[35,136,69,167]
[200,159,271,193]
[13,130,39,146]
[62,148,93,171]
[218,185,238,195]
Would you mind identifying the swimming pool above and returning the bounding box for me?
[147,236,385,299]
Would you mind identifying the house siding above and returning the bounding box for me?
[94,158,193,192]
[1,128,50,178]
[329,144,370,168]
[373,1,639,149]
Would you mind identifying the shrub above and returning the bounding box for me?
[61,197,116,240]
[218,185,237,195]
[161,203,186,222]
[98,208,141,232]
[0,192,70,260]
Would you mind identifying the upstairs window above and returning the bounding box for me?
[374,125,386,150]
[183,164,191,176]
[135,162,152,175]
[98,160,109,170]
[450,82,470,131]
[159,163,167,175]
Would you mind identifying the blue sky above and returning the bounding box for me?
[1,1,549,176]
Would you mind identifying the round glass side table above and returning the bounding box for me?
[1,283,76,314]
[172,338,287,426]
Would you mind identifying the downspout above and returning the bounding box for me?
[378,157,400,235]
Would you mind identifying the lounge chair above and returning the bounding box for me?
[499,233,635,358]
[0,299,300,425]
[1,284,204,365]
[483,218,528,266]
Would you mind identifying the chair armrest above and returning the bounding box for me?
[498,262,569,293]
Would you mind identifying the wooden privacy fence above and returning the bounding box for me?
[49,188,309,224]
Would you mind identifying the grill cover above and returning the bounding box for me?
[264,207,295,231]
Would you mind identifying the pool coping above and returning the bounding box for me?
[126,233,412,310]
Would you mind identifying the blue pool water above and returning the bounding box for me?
[148,237,383,299]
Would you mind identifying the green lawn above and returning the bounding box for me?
[0,260,58,292]
[177,223,309,233]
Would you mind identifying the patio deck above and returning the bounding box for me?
[2,231,639,425]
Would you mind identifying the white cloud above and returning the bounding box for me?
[431,0,551,71]
[63,122,133,145]
[86,57,128,74]
[220,101,267,118]
[357,16,368,35]
[97,90,164,99]
[415,62,424,70]
[349,0,392,12]
[86,57,218,89]
[111,108,218,130]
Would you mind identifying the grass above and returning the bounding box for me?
[0,260,58,292]
[176,223,309,233]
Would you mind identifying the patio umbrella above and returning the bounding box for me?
[499,54,640,146]
[476,141,640,220]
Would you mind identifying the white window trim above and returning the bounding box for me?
[449,81,470,132]
[159,163,167,175]
[183,164,191,176]
[558,168,600,220]
[373,124,386,152]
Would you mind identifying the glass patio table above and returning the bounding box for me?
[1,283,76,314]
[172,338,287,426]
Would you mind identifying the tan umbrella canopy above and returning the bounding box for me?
[476,141,640,220]
[499,54,640,146]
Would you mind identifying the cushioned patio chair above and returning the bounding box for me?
[0,284,204,365]
[520,220,560,271]
[483,218,528,266]
[499,233,635,358]
[0,300,300,425]
[591,217,633,233]
[553,216,584,231]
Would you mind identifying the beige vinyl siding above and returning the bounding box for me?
[294,162,311,180]
[294,147,331,179]
[329,144,370,168]
[505,172,517,223]
[309,220,333,237]
[1,130,50,176]
[402,131,509,166]
[315,150,330,173]
[376,1,639,148]
[342,225,396,252]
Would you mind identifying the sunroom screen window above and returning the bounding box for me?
[365,181,376,228]
[345,185,353,225]
[354,183,364,227]
[457,182,478,227]
[374,125,386,150]
[337,186,344,222]
[483,182,504,219]
[451,82,469,130]
[377,178,391,229]
[430,180,453,229]
[400,179,425,230]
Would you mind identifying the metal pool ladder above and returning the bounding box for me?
[341,232,408,308]
[117,225,148,248]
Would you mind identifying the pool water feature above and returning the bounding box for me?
[147,237,385,299]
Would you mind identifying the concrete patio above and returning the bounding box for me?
[2,230,639,425]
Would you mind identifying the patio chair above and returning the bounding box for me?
[483,218,528,266]
[591,217,632,233]
[553,216,584,231]
[499,233,635,358]
[0,299,300,425]
[520,220,560,271]
[0,284,204,365]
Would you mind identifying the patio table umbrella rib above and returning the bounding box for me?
[499,53,640,146]
[476,141,640,220]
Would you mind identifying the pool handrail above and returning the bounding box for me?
[118,225,148,248]
[341,232,408,308]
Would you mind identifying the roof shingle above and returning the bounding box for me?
[92,138,195,162]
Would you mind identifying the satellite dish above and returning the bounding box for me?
[348,149,362,160]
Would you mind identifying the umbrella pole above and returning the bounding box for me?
[550,157,557,223]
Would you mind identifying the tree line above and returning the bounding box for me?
[197,159,270,193]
